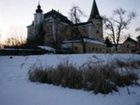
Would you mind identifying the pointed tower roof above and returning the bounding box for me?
[36,2,43,13]
[89,0,102,20]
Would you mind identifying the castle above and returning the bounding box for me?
[27,0,105,53]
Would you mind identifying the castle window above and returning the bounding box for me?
[96,30,99,34]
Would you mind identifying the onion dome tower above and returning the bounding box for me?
[34,2,44,26]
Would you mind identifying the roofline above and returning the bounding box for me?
[88,0,102,20]
[44,9,73,25]
[123,37,138,44]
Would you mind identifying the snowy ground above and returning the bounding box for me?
[0,54,140,105]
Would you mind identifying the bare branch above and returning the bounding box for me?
[104,8,136,51]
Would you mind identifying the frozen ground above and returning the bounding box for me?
[0,54,140,105]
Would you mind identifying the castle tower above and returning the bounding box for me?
[88,0,103,41]
[34,2,44,26]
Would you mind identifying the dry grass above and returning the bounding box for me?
[28,60,140,94]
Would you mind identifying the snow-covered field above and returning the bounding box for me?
[0,54,140,105]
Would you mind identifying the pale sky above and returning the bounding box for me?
[0,0,139,40]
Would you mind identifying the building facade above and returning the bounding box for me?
[27,0,105,53]
[120,37,138,53]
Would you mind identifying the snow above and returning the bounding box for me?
[38,46,56,53]
[83,38,105,45]
[0,54,140,105]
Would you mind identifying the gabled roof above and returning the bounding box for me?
[89,0,102,20]
[44,10,73,25]
[124,37,137,44]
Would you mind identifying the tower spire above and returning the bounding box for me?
[89,0,102,20]
[38,1,40,5]
[36,1,43,13]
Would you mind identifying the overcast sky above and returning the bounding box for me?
[0,0,139,40]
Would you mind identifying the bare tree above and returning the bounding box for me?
[69,6,86,53]
[70,6,86,24]
[104,8,136,51]
[4,26,26,46]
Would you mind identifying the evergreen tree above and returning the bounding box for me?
[105,37,113,47]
